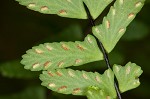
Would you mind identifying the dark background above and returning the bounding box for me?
[0,0,150,99]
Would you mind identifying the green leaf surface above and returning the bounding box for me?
[40,68,116,98]
[113,62,143,93]
[0,60,39,79]
[16,0,113,19]
[93,0,145,53]
[21,35,103,71]
[86,86,113,99]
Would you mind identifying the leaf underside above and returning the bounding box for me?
[113,62,143,93]
[17,0,144,98]
[16,0,113,19]
[93,0,145,53]
[21,35,103,71]
[40,62,143,99]
[40,68,116,98]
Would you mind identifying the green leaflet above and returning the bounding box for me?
[15,0,113,19]
[21,35,103,71]
[82,0,113,19]
[35,62,143,98]
[40,68,116,98]
[113,62,143,93]
[86,86,113,99]
[93,0,145,53]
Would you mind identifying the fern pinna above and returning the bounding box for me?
[16,0,145,99]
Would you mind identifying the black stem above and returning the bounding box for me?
[83,2,122,99]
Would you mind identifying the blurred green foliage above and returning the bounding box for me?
[0,60,40,79]
[0,0,150,99]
